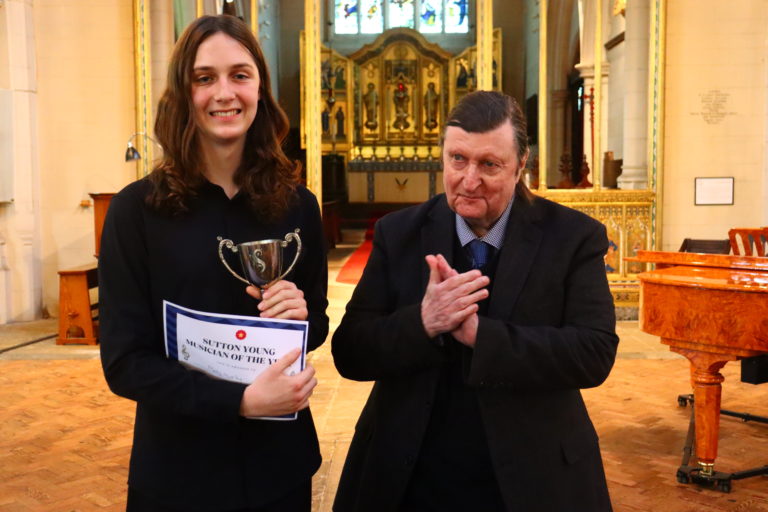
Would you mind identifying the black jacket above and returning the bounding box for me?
[332,193,617,511]
[99,179,328,511]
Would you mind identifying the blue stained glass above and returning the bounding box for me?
[388,0,414,29]
[445,0,469,33]
[360,0,383,33]
[419,0,442,33]
[335,1,359,34]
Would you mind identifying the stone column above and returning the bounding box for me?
[575,62,610,178]
[0,0,42,322]
[133,0,153,177]
[304,0,322,204]
[476,0,493,91]
[617,0,650,189]
[150,0,173,123]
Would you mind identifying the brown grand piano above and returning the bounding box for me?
[634,250,768,489]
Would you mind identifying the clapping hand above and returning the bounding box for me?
[421,254,488,347]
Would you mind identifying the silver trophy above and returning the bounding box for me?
[217,229,302,289]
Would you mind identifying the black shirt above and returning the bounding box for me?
[98,178,328,511]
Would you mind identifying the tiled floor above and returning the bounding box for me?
[1,230,767,511]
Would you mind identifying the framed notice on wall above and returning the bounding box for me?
[694,177,734,206]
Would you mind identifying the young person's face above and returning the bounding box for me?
[191,32,261,147]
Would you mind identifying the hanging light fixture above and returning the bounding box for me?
[124,132,162,162]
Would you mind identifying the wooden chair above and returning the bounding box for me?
[57,263,99,345]
[56,193,114,345]
[728,227,768,256]
[678,238,731,254]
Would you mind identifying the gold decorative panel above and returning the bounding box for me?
[320,47,354,153]
[541,189,656,310]
[449,28,502,106]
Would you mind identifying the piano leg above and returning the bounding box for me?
[671,346,736,475]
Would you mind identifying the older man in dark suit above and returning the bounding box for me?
[331,91,618,512]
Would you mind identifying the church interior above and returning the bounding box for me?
[1,0,768,509]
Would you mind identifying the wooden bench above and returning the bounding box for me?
[57,262,98,345]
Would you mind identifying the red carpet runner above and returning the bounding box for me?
[336,240,373,284]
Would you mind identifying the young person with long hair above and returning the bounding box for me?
[99,15,328,512]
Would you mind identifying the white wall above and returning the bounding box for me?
[662,0,768,249]
[34,0,136,317]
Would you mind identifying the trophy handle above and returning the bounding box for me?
[274,229,302,284]
[217,237,251,285]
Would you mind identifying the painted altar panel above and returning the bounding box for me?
[320,48,354,153]
[449,28,501,106]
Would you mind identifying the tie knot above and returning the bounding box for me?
[468,239,490,269]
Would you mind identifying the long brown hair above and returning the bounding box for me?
[148,15,299,220]
[442,91,534,202]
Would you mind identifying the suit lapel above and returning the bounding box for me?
[420,197,456,293]
[488,197,543,318]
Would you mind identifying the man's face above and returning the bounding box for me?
[442,121,526,234]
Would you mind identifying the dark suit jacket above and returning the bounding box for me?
[332,193,618,512]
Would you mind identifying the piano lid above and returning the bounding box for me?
[633,250,768,272]
[639,265,768,293]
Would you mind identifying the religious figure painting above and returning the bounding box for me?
[392,81,410,131]
[423,82,439,131]
[363,83,379,130]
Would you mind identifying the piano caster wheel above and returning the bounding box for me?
[676,470,690,484]
[717,480,732,493]
[678,397,688,407]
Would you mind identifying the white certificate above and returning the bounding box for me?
[163,300,308,421]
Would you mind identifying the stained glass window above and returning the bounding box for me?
[445,0,469,33]
[388,0,414,29]
[418,0,443,33]
[360,0,383,34]
[332,0,470,35]
[335,0,360,34]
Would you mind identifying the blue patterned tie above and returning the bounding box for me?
[468,239,490,270]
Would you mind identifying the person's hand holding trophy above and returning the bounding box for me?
[218,228,316,419]
[217,229,307,321]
